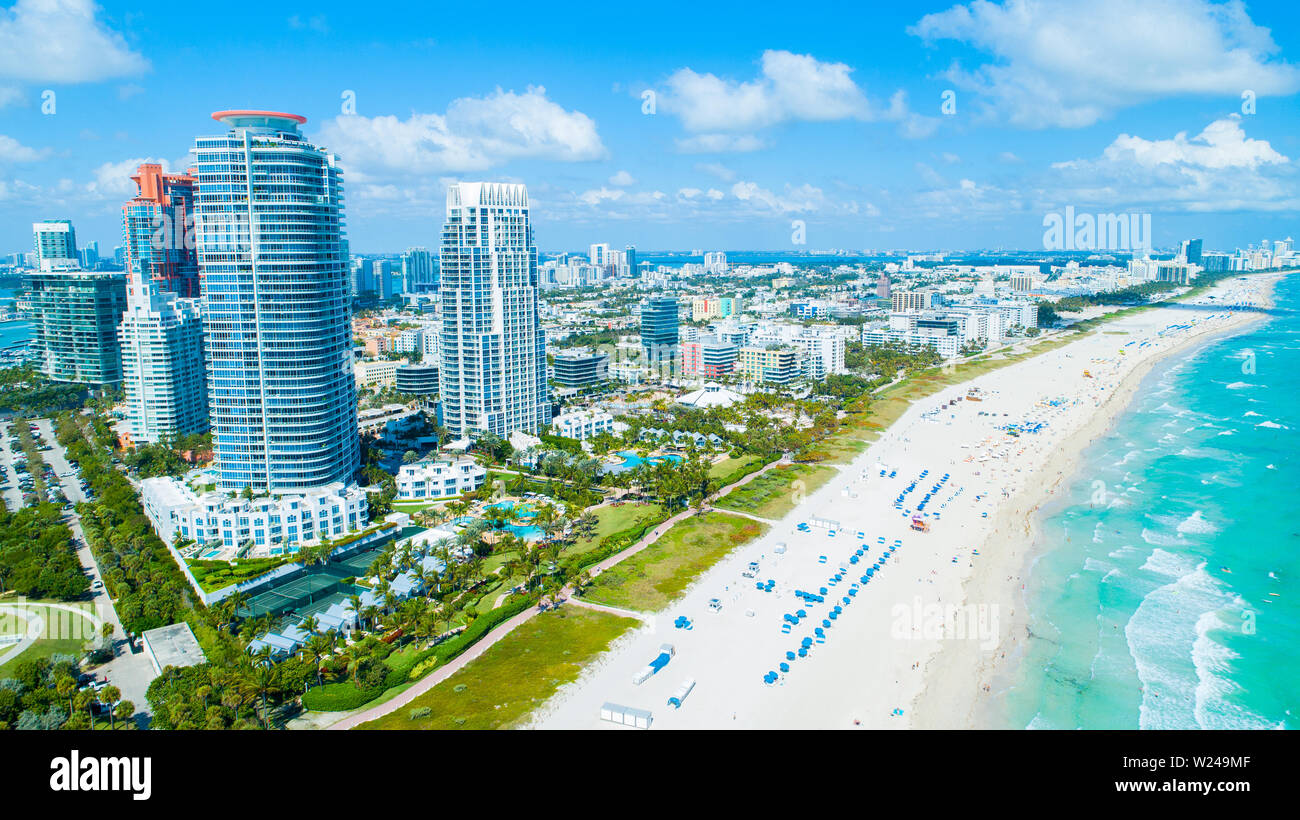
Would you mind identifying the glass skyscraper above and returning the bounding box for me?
[439,182,548,438]
[640,295,680,363]
[192,110,358,492]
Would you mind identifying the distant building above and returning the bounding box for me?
[552,348,609,391]
[395,363,439,396]
[892,290,933,312]
[122,163,199,297]
[32,220,78,271]
[640,295,680,364]
[681,336,738,378]
[876,272,891,299]
[402,247,437,293]
[354,358,403,387]
[736,346,800,386]
[26,270,128,385]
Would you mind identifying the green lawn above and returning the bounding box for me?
[0,605,91,678]
[583,511,767,611]
[715,464,837,520]
[709,453,763,481]
[564,501,666,557]
[358,607,637,729]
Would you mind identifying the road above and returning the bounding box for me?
[0,421,28,510]
[31,418,157,722]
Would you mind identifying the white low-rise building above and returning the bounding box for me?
[141,477,369,552]
[396,456,487,500]
[552,408,614,440]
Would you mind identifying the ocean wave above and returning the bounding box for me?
[1139,546,1196,576]
[1256,420,1284,429]
[1225,382,1254,390]
[1176,510,1219,536]
[1244,411,1263,417]
[1192,611,1275,730]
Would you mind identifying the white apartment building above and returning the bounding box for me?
[354,358,404,387]
[395,456,487,500]
[141,477,368,551]
[439,183,548,438]
[552,408,614,440]
[118,283,208,444]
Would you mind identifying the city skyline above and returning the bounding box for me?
[2,0,1300,255]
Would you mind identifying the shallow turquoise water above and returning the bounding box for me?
[999,275,1300,729]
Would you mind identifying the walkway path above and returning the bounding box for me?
[314,455,786,729]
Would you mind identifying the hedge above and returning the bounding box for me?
[560,513,668,575]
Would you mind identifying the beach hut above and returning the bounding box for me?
[601,702,653,729]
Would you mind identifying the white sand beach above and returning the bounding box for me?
[528,273,1287,730]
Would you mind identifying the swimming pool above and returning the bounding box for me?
[604,450,685,474]
[506,524,544,541]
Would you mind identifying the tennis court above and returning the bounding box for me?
[236,572,347,619]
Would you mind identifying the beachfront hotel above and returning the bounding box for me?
[438,182,549,438]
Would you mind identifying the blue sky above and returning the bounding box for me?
[2,0,1299,254]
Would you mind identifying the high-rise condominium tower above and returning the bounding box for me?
[401,247,437,293]
[192,110,358,492]
[122,163,200,297]
[439,182,548,438]
[32,220,78,271]
[118,163,209,444]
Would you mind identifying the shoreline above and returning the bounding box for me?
[910,271,1290,729]
[527,272,1286,730]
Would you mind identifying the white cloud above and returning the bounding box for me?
[1091,116,1285,170]
[609,170,636,186]
[695,162,736,181]
[730,180,827,214]
[0,134,49,162]
[319,86,606,176]
[658,49,937,140]
[0,0,149,83]
[1047,115,1296,211]
[911,0,1300,128]
[675,134,766,154]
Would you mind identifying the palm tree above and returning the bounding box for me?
[247,664,281,729]
[98,684,121,729]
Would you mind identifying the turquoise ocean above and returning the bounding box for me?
[997,273,1299,730]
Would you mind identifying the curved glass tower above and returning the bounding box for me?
[193,111,358,492]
